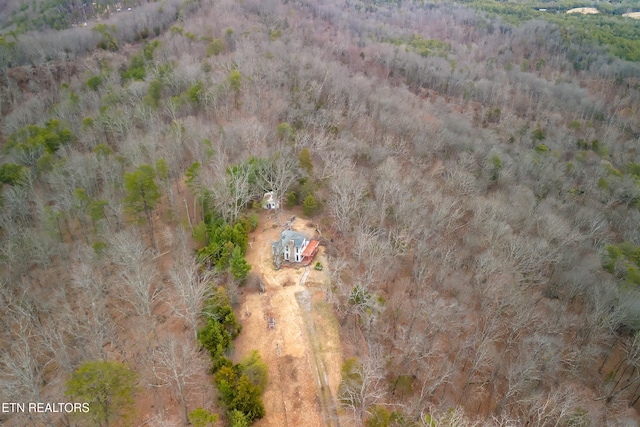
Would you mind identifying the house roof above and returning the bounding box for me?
[301,240,319,258]
[272,230,307,251]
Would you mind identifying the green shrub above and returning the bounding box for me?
[602,242,640,286]
[188,81,205,105]
[625,162,640,178]
[86,75,103,91]
[248,214,259,230]
[535,144,549,154]
[35,152,55,175]
[568,120,581,131]
[240,350,268,394]
[286,191,298,207]
[597,177,608,189]
[302,194,318,216]
[206,39,225,57]
[532,125,546,141]
[603,161,623,177]
[269,28,282,41]
[0,163,27,186]
[188,408,219,427]
[82,117,95,129]
[277,122,293,141]
[490,154,503,180]
[122,55,146,81]
[93,24,119,51]
[145,79,163,108]
[121,41,160,81]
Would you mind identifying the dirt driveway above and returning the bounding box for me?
[232,211,342,427]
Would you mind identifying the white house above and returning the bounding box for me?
[272,230,319,267]
[262,192,278,210]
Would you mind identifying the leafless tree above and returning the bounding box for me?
[419,406,485,427]
[459,312,502,404]
[372,157,405,228]
[0,296,53,426]
[169,252,216,342]
[599,332,640,405]
[206,157,254,224]
[518,386,583,427]
[352,225,393,289]
[339,346,387,427]
[151,339,206,425]
[70,254,123,361]
[255,152,298,225]
[328,164,366,236]
[109,230,161,342]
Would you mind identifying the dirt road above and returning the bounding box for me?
[233,212,342,427]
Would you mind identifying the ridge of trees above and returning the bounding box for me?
[2,0,640,424]
[470,0,640,62]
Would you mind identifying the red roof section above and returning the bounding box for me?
[301,240,319,258]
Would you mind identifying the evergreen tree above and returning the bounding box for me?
[123,164,160,247]
[230,409,250,427]
[199,317,232,362]
[298,148,313,174]
[230,246,251,280]
[302,194,318,217]
[228,69,242,109]
[229,374,265,422]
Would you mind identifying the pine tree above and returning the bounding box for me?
[230,409,250,427]
[230,246,251,280]
[302,194,318,217]
[123,164,160,247]
[298,148,313,174]
[230,374,265,422]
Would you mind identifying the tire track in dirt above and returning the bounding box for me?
[296,288,340,427]
[260,289,290,427]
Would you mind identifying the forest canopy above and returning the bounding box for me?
[2,0,640,425]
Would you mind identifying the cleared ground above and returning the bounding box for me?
[566,7,600,14]
[233,210,342,427]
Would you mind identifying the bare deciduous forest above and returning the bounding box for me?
[2,0,640,426]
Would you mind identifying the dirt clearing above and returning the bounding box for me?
[566,7,600,14]
[232,211,342,427]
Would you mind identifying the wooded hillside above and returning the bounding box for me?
[1,0,640,426]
